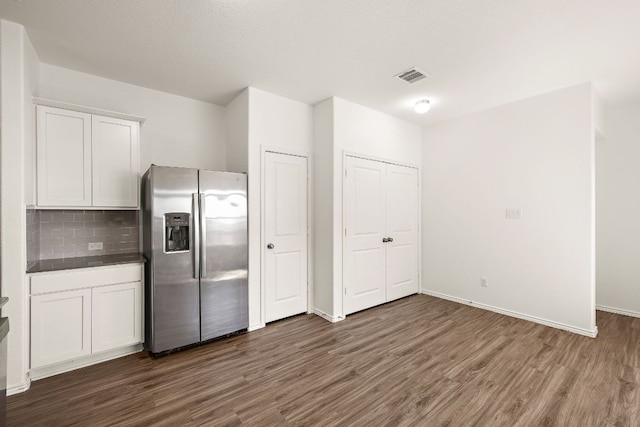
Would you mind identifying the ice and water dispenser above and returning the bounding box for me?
[165,213,190,252]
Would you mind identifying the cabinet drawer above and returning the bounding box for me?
[30,263,142,295]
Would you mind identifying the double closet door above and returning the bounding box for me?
[343,155,419,315]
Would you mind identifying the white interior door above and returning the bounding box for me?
[385,164,419,301]
[344,156,386,315]
[264,152,308,323]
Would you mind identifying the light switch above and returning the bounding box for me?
[505,208,523,219]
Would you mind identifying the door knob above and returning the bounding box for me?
[387,237,393,243]
[267,243,275,250]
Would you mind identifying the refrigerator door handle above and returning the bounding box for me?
[192,193,200,279]
[199,193,207,278]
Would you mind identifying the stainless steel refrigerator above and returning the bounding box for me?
[142,165,248,354]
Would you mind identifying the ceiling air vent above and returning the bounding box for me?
[395,67,428,84]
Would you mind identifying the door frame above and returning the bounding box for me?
[341,150,421,318]
[260,146,312,326]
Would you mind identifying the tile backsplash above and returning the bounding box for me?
[27,209,139,263]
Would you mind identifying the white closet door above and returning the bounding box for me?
[264,152,308,322]
[385,164,419,301]
[344,156,386,315]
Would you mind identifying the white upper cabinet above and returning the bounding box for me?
[35,102,142,209]
[92,115,140,207]
[36,106,92,207]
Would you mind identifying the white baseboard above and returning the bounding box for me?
[313,308,345,323]
[8,379,31,396]
[421,289,598,338]
[248,323,265,332]
[596,304,640,318]
[30,344,143,382]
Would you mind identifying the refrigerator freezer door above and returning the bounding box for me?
[199,170,248,341]
[144,166,201,353]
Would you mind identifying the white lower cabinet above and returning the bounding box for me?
[92,282,142,353]
[29,263,143,371]
[31,289,92,368]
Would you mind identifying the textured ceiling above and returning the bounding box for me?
[1,0,640,124]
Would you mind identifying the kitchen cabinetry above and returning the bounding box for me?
[92,281,142,353]
[31,288,92,368]
[35,101,142,209]
[35,107,92,207]
[91,115,140,207]
[29,263,143,373]
[343,155,419,315]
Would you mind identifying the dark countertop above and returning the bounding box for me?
[27,253,146,274]
[0,298,7,310]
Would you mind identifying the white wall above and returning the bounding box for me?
[596,100,640,316]
[422,83,596,335]
[249,88,314,154]
[225,89,249,173]
[23,37,39,207]
[38,64,226,173]
[0,19,39,393]
[593,89,605,140]
[313,97,422,319]
[333,98,422,164]
[312,98,334,316]
[227,87,314,329]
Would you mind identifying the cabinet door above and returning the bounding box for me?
[92,115,140,208]
[92,281,142,353]
[36,106,92,206]
[31,289,92,368]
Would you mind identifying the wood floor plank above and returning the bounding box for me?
[8,295,640,426]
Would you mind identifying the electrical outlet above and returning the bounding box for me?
[481,277,488,288]
[88,242,103,251]
[505,208,523,219]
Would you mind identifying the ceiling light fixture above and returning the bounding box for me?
[414,99,431,114]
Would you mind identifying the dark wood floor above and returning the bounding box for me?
[7,295,640,426]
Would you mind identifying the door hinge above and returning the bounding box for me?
[345,228,347,236]
[345,169,348,178]
[344,287,347,295]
